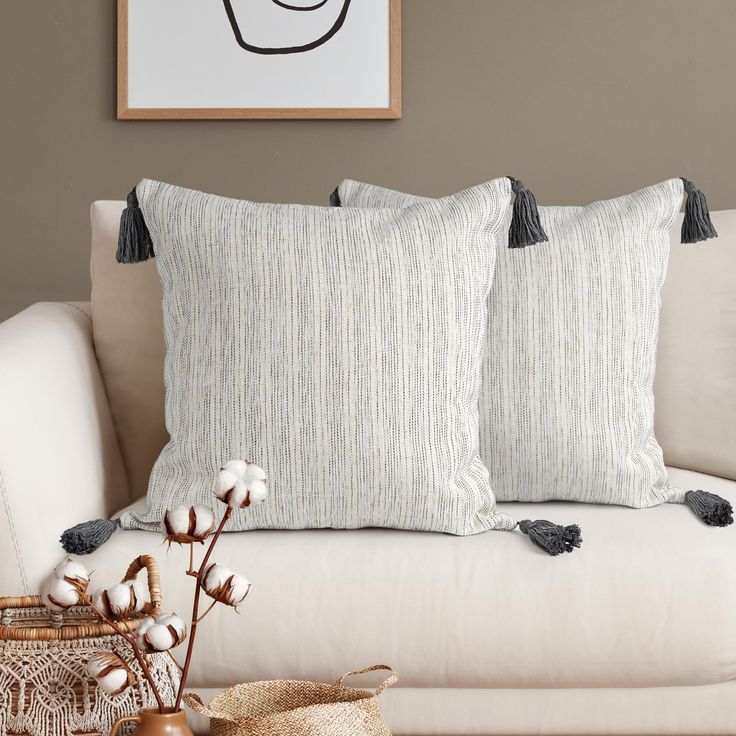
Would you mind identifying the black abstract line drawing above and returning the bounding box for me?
[223,0,352,55]
[271,0,330,10]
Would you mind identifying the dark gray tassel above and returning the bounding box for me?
[330,187,341,207]
[518,519,582,556]
[680,178,717,244]
[507,177,548,249]
[116,188,154,263]
[60,518,121,554]
[684,490,733,527]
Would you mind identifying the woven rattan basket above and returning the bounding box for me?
[0,555,180,736]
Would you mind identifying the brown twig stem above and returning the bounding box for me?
[167,650,184,672]
[195,599,218,624]
[187,545,195,576]
[84,595,166,713]
[174,507,232,711]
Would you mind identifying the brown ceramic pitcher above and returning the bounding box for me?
[110,707,193,736]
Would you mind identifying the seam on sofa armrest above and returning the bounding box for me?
[0,467,28,595]
[62,301,93,324]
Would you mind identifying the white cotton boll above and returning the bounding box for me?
[53,558,89,585]
[162,504,215,543]
[92,588,106,613]
[41,576,80,611]
[129,578,148,611]
[214,469,238,496]
[136,612,185,651]
[163,505,191,535]
[248,480,268,504]
[96,668,131,696]
[226,571,252,607]
[156,613,187,646]
[50,558,89,597]
[136,616,154,637]
[107,583,135,615]
[87,652,133,696]
[224,459,249,477]
[136,625,154,651]
[241,462,267,485]
[142,623,175,652]
[87,653,111,679]
[202,563,252,607]
[214,459,268,508]
[135,616,155,651]
[92,581,142,620]
[191,505,215,537]
[230,483,250,508]
[203,563,231,590]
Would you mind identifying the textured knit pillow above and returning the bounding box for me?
[333,177,732,526]
[107,177,525,539]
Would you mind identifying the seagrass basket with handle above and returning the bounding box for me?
[0,555,180,736]
[185,664,398,736]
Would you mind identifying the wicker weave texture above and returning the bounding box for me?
[185,665,397,736]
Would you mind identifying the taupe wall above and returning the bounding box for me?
[2,0,736,321]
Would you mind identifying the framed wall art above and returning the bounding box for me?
[117,0,401,119]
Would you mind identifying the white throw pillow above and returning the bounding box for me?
[115,177,520,536]
[334,177,732,526]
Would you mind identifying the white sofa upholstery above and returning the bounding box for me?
[94,472,736,692]
[1,205,735,734]
[0,302,128,594]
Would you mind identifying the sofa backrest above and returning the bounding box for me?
[90,200,736,500]
[91,202,164,500]
[657,209,736,481]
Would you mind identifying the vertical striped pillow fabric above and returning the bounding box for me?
[118,177,519,534]
[335,178,687,507]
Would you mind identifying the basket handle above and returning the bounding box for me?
[184,692,240,723]
[121,555,162,615]
[110,714,142,736]
[335,665,398,696]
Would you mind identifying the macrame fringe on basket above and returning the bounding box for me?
[0,556,179,736]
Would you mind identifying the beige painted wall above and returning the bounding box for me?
[1,0,735,321]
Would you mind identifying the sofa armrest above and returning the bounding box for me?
[0,303,129,595]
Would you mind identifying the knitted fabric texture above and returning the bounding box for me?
[119,178,517,534]
[335,178,688,507]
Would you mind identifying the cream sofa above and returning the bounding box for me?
[0,202,735,735]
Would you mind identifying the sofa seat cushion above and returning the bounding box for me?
[81,468,736,690]
[190,682,736,736]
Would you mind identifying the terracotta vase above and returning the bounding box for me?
[110,707,193,736]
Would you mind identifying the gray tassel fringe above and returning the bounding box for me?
[680,178,718,243]
[518,519,582,556]
[684,490,733,527]
[507,177,548,249]
[60,518,121,555]
[116,188,154,263]
[330,187,341,207]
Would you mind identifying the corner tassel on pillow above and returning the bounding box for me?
[518,519,582,556]
[60,518,121,555]
[507,177,548,249]
[684,490,733,527]
[116,188,154,263]
[329,187,341,207]
[680,178,718,243]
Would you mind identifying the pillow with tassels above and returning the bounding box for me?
[62,176,582,557]
[332,176,732,528]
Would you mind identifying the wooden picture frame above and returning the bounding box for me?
[117,0,401,120]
